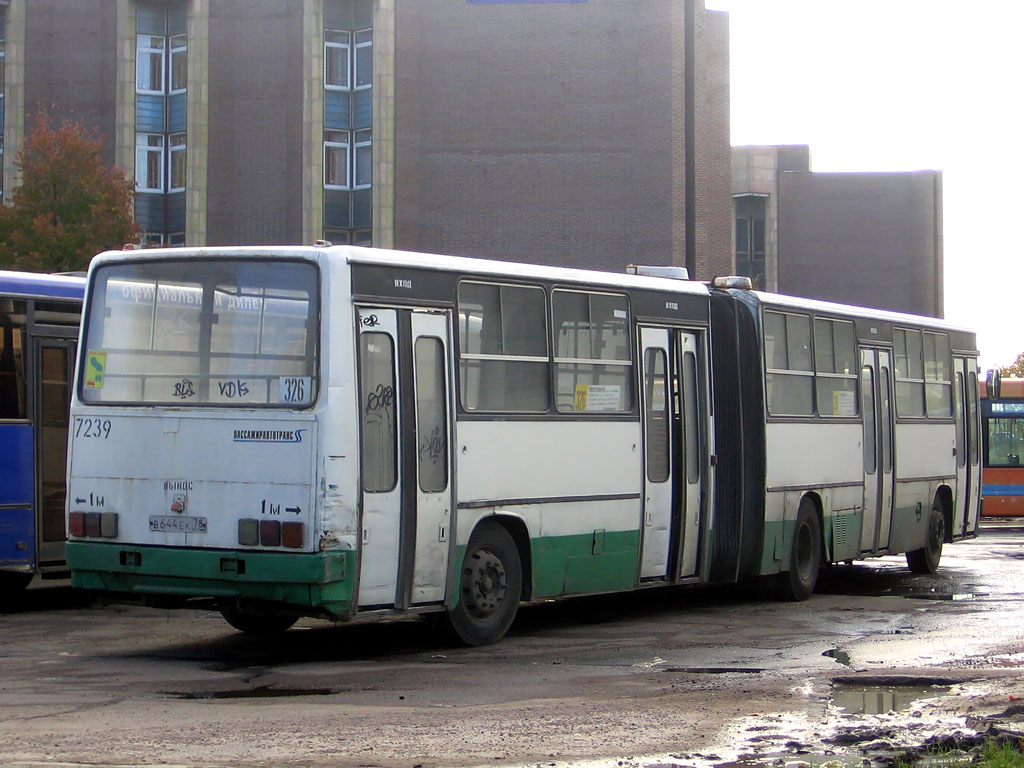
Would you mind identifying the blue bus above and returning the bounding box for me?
[1,270,85,595]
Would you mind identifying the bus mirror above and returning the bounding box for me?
[987,368,1002,400]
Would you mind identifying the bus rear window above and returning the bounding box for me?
[81,260,319,407]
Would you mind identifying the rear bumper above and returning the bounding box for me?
[66,541,354,619]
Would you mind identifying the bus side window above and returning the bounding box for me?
[360,332,397,493]
[0,300,28,420]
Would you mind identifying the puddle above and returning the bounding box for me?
[163,685,336,699]
[823,649,853,667]
[665,667,766,674]
[832,682,950,715]
[904,593,987,601]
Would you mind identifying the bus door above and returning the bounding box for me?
[952,356,980,536]
[860,348,895,553]
[356,307,454,609]
[32,336,76,570]
[638,327,702,581]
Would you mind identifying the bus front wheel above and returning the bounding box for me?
[220,605,298,636]
[776,499,821,601]
[444,521,522,646]
[906,504,944,575]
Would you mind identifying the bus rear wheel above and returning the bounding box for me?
[220,605,298,636]
[443,521,522,646]
[776,499,821,601]
[906,504,944,575]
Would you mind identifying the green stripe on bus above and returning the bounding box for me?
[530,529,641,598]
[66,541,354,617]
[759,503,932,575]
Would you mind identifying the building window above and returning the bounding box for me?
[136,134,164,192]
[735,195,767,290]
[354,29,373,89]
[324,130,351,189]
[135,3,188,245]
[323,128,372,191]
[170,34,187,93]
[169,133,186,191]
[323,1,373,246]
[325,30,351,90]
[354,129,372,188]
[137,35,166,94]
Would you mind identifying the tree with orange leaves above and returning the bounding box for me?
[0,107,137,273]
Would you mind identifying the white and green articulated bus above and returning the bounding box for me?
[65,245,981,645]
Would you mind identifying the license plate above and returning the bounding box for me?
[149,515,208,533]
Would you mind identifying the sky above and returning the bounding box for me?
[703,0,1024,372]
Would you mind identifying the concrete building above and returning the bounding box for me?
[1,0,734,279]
[732,145,943,317]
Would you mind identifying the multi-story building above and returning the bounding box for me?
[1,0,734,279]
[732,145,943,317]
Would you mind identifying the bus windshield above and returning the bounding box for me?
[987,402,1024,467]
[81,259,319,407]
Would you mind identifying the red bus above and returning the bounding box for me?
[981,377,1024,517]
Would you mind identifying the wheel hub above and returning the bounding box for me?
[463,549,508,620]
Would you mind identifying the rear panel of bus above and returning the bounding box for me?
[64,252,358,616]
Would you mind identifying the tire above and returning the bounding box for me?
[220,605,298,636]
[776,498,821,601]
[443,520,522,646]
[906,504,944,575]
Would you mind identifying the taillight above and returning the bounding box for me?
[238,519,259,546]
[237,518,303,549]
[282,521,303,548]
[69,511,118,539]
[259,520,281,547]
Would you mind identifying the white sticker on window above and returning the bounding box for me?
[573,384,622,412]
[834,390,857,416]
[279,376,313,405]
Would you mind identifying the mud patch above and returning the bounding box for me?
[163,685,337,699]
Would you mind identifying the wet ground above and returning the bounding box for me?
[1,521,1023,767]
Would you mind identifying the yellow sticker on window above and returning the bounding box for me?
[574,384,589,412]
[85,350,107,389]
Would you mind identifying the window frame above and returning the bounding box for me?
[551,287,634,414]
[169,33,187,94]
[763,309,814,417]
[763,309,859,419]
[353,129,372,190]
[894,327,953,420]
[456,279,550,414]
[136,34,166,95]
[80,258,321,409]
[353,28,373,90]
[324,130,351,190]
[324,29,352,91]
[135,133,165,193]
[168,133,186,192]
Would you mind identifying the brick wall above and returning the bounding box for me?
[778,171,944,317]
[394,0,732,278]
[205,0,306,245]
[25,0,118,167]
[692,6,733,279]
